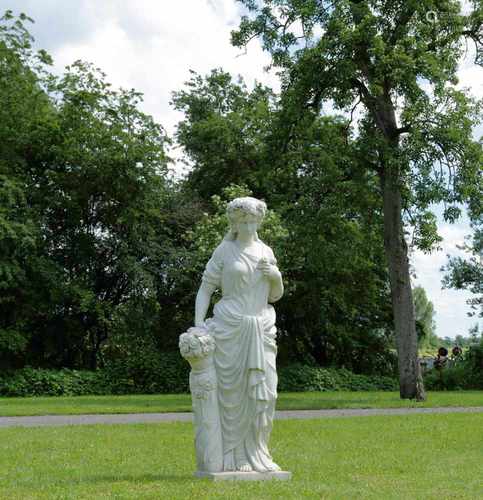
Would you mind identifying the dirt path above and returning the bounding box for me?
[1,406,482,428]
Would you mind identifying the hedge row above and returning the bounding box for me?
[0,352,189,397]
[277,364,398,392]
[0,360,399,397]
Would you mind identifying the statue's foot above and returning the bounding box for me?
[266,462,281,472]
[234,444,253,472]
[236,462,253,472]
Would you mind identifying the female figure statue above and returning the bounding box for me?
[194,196,284,473]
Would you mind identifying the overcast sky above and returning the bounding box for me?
[3,0,481,340]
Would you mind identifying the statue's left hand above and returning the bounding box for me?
[257,259,281,281]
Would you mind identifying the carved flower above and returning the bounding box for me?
[193,389,208,400]
[191,376,216,399]
[179,329,215,360]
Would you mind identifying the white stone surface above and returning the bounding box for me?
[180,197,288,475]
[195,471,292,481]
[179,328,223,472]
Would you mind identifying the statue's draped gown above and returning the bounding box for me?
[202,239,282,472]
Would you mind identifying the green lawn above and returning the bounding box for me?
[1,413,482,499]
[0,391,482,417]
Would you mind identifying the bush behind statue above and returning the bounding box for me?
[0,360,399,397]
[4,342,482,396]
[277,364,398,392]
[0,367,108,397]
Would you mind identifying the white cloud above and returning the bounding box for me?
[42,0,280,135]
[22,0,280,175]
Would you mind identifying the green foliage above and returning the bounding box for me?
[413,286,437,348]
[464,335,483,387]
[277,364,398,392]
[232,1,482,398]
[0,12,175,370]
[174,69,395,369]
[2,7,479,388]
[102,352,189,395]
[424,363,470,390]
[0,363,399,397]
[0,367,107,397]
[186,184,289,267]
[0,12,53,366]
[171,69,277,199]
[442,222,482,317]
[231,0,483,252]
[424,336,483,390]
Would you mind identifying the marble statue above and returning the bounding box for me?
[180,196,290,480]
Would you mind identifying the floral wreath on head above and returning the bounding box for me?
[224,197,267,241]
[226,197,266,224]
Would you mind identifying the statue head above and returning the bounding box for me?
[224,196,267,241]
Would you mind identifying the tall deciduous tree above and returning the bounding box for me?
[0,11,54,367]
[173,70,396,372]
[232,0,482,399]
[172,69,277,199]
[0,12,172,369]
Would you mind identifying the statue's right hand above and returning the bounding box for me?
[189,324,209,337]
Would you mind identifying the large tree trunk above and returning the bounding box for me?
[380,167,426,400]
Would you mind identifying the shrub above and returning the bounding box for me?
[102,351,189,395]
[465,340,483,388]
[424,339,483,390]
[277,364,398,392]
[0,355,191,397]
[277,364,338,392]
[0,362,399,397]
[0,367,107,397]
[423,363,469,390]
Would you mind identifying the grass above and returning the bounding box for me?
[0,413,482,499]
[0,391,482,417]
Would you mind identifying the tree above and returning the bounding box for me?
[412,286,436,348]
[35,60,170,369]
[231,0,483,399]
[173,70,396,373]
[0,12,172,369]
[442,221,482,317]
[0,10,54,368]
[172,68,278,199]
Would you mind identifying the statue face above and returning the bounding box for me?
[234,214,259,239]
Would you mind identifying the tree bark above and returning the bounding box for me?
[380,166,426,400]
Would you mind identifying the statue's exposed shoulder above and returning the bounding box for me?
[210,241,227,261]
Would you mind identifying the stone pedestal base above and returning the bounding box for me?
[195,471,292,481]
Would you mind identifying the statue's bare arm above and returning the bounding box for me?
[268,269,284,303]
[195,282,217,327]
[258,258,284,303]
